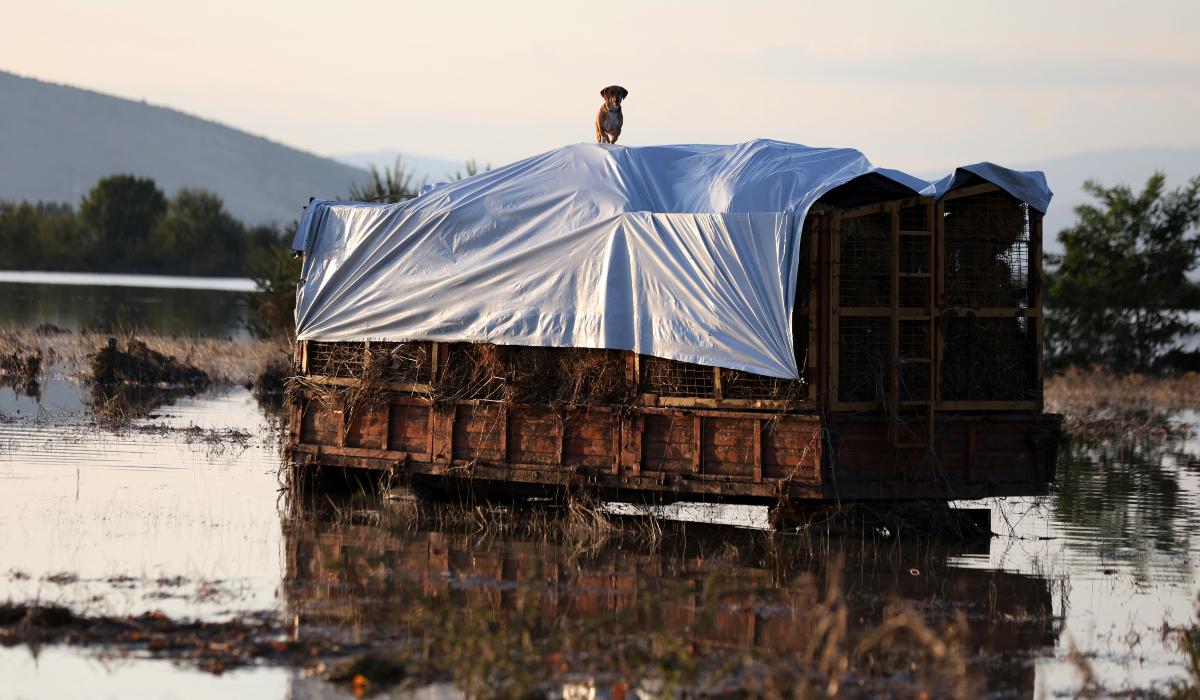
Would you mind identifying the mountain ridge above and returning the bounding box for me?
[0,70,368,225]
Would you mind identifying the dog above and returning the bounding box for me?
[595,85,628,144]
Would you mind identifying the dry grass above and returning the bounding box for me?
[0,326,290,387]
[1045,365,1200,440]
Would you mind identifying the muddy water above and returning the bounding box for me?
[0,272,254,338]
[2,377,1200,698]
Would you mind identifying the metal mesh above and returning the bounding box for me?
[899,236,928,274]
[307,341,364,378]
[439,343,508,401]
[641,356,715,398]
[899,320,929,358]
[899,278,928,308]
[838,317,890,403]
[944,191,1030,308]
[897,362,930,402]
[368,342,432,385]
[796,223,813,309]
[942,317,1035,401]
[839,213,890,307]
[722,369,805,401]
[899,205,929,232]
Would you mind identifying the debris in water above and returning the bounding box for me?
[90,337,210,388]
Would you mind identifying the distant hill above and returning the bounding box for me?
[0,70,368,225]
[1014,147,1200,248]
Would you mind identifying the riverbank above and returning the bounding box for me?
[0,326,287,387]
[6,328,1200,441]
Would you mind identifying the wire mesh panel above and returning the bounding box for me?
[899,277,929,308]
[723,369,805,401]
[796,225,813,309]
[307,341,365,378]
[838,317,890,403]
[897,362,930,402]
[899,237,928,274]
[641,356,714,398]
[944,191,1030,309]
[942,317,1036,401]
[839,213,891,307]
[899,205,929,232]
[506,347,628,405]
[439,344,508,401]
[368,342,432,385]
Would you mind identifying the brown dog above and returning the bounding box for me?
[595,85,628,144]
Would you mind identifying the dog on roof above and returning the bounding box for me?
[595,85,628,144]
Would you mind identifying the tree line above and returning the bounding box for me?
[5,161,1199,368]
[1046,172,1200,371]
[0,175,293,277]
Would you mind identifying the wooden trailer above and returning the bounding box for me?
[286,182,1063,504]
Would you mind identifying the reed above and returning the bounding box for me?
[1044,365,1200,440]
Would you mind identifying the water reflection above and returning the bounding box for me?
[1054,438,1200,581]
[0,279,251,338]
[282,502,1058,697]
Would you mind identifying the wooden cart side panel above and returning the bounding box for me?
[346,406,388,450]
[508,406,561,466]
[300,401,340,446]
[700,417,758,479]
[563,410,618,468]
[453,404,507,463]
[761,418,823,483]
[389,403,432,455]
[641,413,699,473]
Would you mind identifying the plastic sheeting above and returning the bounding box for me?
[292,139,1051,380]
[931,162,1053,213]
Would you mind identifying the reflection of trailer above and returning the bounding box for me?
[285,142,1062,503]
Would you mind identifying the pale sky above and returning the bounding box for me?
[4,0,1199,172]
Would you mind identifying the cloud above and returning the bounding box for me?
[736,49,1200,89]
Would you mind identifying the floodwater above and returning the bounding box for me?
[2,276,1200,698]
[0,271,255,339]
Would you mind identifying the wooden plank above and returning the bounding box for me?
[655,397,802,411]
[837,307,935,317]
[753,419,762,483]
[301,340,308,374]
[693,415,702,474]
[390,403,431,455]
[829,213,840,404]
[809,215,822,402]
[431,406,455,464]
[935,201,945,406]
[1031,211,1045,411]
[300,375,430,394]
[507,407,559,466]
[555,411,565,465]
[712,367,723,401]
[890,201,900,428]
[625,351,639,401]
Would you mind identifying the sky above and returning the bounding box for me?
[3,0,1199,173]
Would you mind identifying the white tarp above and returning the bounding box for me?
[292,139,1050,380]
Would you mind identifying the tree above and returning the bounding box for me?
[347,156,425,201]
[1045,172,1200,370]
[446,158,491,181]
[149,188,246,276]
[244,221,302,340]
[80,175,167,270]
